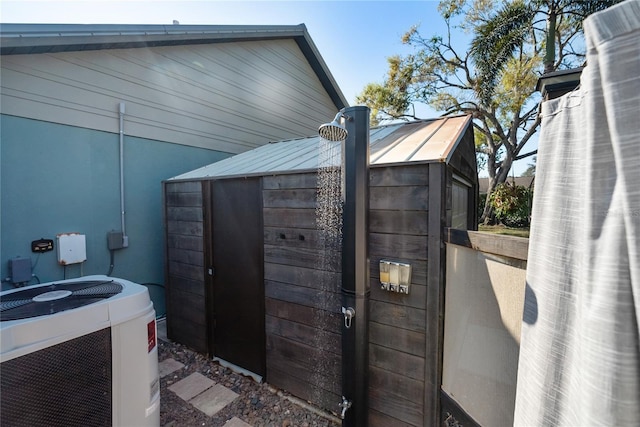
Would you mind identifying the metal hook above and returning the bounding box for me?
[339,396,352,419]
[342,306,355,329]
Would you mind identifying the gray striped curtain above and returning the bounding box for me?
[514,0,640,425]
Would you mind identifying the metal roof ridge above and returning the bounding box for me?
[443,114,473,164]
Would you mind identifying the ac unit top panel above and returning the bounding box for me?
[0,275,153,362]
[1,280,124,322]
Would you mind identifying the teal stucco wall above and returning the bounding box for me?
[1,115,230,312]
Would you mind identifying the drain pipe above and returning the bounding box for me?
[118,102,129,248]
[340,106,370,427]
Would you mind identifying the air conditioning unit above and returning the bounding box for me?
[0,275,160,427]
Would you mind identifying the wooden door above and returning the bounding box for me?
[210,178,265,377]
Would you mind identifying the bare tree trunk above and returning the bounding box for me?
[544,5,557,74]
[481,188,496,225]
[480,146,498,224]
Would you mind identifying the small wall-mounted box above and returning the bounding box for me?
[107,231,124,250]
[31,238,54,253]
[9,257,32,284]
[379,260,412,294]
[57,233,87,265]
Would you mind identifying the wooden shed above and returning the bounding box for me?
[163,114,477,426]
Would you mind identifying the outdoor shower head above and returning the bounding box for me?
[318,111,348,142]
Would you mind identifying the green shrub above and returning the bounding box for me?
[489,182,533,228]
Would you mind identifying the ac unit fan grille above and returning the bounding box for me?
[0,328,112,426]
[0,280,123,321]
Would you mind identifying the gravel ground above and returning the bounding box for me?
[159,338,341,427]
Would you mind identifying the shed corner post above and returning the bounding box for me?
[426,163,447,426]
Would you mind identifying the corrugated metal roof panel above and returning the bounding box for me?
[169,115,472,181]
[369,123,401,142]
[371,120,443,165]
[412,115,470,162]
[369,122,417,164]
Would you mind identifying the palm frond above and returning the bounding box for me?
[471,0,534,105]
[558,0,625,17]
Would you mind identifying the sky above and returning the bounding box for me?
[1,0,535,176]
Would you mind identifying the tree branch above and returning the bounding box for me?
[514,114,542,157]
[515,150,537,161]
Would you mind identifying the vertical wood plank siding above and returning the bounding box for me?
[164,180,208,353]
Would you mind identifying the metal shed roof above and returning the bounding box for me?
[169,114,472,181]
[0,23,347,110]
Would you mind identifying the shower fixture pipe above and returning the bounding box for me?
[340,105,370,427]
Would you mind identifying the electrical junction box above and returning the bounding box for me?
[57,233,87,265]
[9,257,32,284]
[107,231,124,250]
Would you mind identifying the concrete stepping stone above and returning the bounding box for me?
[158,358,184,378]
[168,372,215,401]
[223,417,252,427]
[189,383,239,417]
